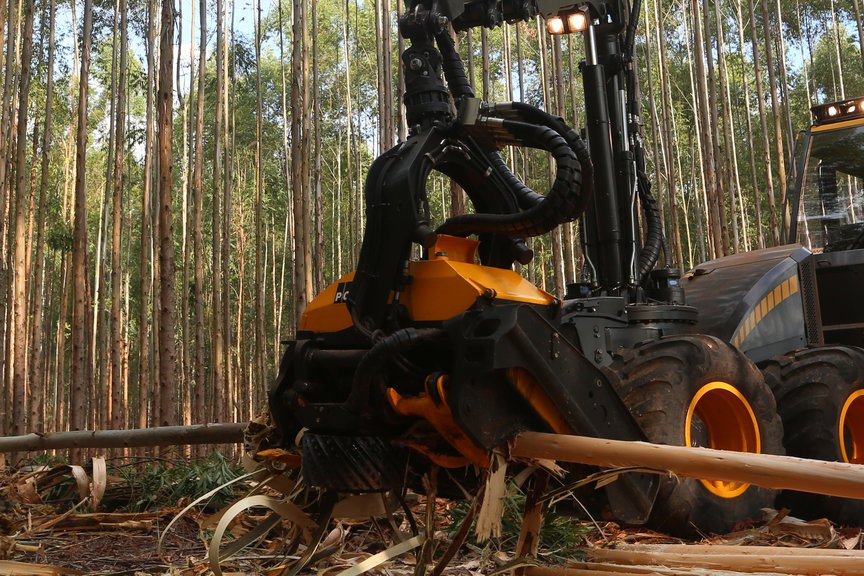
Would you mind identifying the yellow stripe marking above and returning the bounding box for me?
[733,274,801,349]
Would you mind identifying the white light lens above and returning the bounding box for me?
[849,105,857,113]
[547,16,565,35]
[567,12,588,32]
[828,105,839,117]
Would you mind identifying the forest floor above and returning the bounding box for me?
[0,462,862,575]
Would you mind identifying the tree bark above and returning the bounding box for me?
[212,0,225,423]
[28,0,55,435]
[0,423,246,452]
[512,431,864,500]
[10,0,33,447]
[735,0,765,250]
[138,0,158,433]
[292,0,311,322]
[157,0,176,428]
[254,0,265,416]
[192,0,207,451]
[761,0,787,237]
[749,0,779,245]
[71,0,96,462]
[110,0,129,431]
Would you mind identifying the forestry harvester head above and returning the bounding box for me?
[263,0,864,536]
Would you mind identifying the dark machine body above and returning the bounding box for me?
[267,0,864,535]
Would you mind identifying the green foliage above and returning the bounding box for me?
[117,453,245,512]
[448,481,591,561]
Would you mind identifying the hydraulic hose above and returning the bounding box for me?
[434,31,591,240]
[345,328,446,415]
[636,169,663,281]
[435,30,475,100]
[437,119,583,237]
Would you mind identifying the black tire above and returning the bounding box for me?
[610,334,785,536]
[762,345,864,526]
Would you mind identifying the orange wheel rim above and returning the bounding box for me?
[839,390,864,464]
[685,382,761,498]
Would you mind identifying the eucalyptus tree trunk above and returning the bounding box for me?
[713,0,740,253]
[211,0,225,423]
[277,0,295,344]
[254,0,265,409]
[537,20,564,297]
[0,1,19,396]
[10,0,33,445]
[110,0,128,431]
[29,0,55,434]
[342,0,355,267]
[691,0,722,258]
[774,0,794,159]
[71,0,95,461]
[157,0,177,428]
[137,0,157,432]
[313,0,325,295]
[481,27,490,100]
[748,0,779,245]
[293,0,311,322]
[684,5,711,260]
[192,0,207,446]
[761,0,787,229]
[735,0,764,249]
[552,36,576,284]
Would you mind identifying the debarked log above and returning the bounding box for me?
[0,423,246,452]
[511,431,864,500]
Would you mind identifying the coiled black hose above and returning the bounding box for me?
[435,32,589,239]
[436,120,582,237]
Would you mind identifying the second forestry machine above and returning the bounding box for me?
[265,0,864,535]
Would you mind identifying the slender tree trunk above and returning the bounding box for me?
[212,0,225,423]
[735,0,764,250]
[223,0,234,425]
[749,0,779,245]
[0,0,19,436]
[292,0,310,322]
[552,36,576,284]
[157,0,176,428]
[254,0,265,413]
[713,1,739,253]
[10,0,33,447]
[313,0,325,297]
[71,0,95,461]
[691,0,722,258]
[28,0,55,434]
[192,0,207,450]
[139,0,157,431]
[110,0,128,431]
[655,2,682,266]
[761,0,787,234]
[277,0,295,342]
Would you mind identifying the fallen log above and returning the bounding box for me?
[0,423,246,452]
[511,431,864,499]
[584,546,864,575]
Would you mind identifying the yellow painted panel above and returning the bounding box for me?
[300,272,356,333]
[403,259,555,321]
